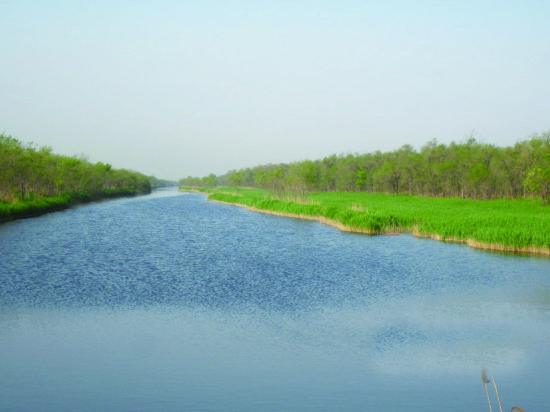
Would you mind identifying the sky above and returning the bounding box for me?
[1,1,549,180]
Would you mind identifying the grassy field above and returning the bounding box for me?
[181,187,550,256]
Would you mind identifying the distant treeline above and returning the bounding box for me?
[0,133,151,204]
[180,132,550,203]
[148,176,179,189]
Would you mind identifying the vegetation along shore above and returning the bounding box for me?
[179,132,550,256]
[182,187,550,256]
[0,133,153,223]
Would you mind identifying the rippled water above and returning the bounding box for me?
[1,189,549,411]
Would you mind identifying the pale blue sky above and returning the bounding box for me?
[1,1,549,179]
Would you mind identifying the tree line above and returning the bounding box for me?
[180,132,550,203]
[148,176,179,189]
[0,133,152,203]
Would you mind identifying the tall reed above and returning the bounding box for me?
[491,372,503,412]
[482,369,493,412]
[482,369,524,412]
[193,187,550,255]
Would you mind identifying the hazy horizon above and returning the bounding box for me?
[2,1,549,180]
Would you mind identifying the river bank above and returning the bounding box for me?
[182,187,550,256]
[1,134,154,224]
[0,189,150,224]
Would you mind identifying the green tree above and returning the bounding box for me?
[523,144,550,204]
[355,168,368,190]
[229,171,244,187]
[203,173,218,188]
[524,165,550,204]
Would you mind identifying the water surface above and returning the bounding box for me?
[1,189,549,411]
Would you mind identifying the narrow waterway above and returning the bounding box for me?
[1,189,549,411]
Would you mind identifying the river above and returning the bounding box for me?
[1,189,549,411]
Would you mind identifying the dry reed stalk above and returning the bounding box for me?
[482,369,493,412]
[482,370,525,412]
[491,373,503,412]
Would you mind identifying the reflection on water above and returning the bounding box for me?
[0,189,549,411]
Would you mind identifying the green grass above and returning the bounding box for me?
[183,187,550,254]
[0,189,145,223]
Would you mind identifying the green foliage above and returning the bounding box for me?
[179,173,218,188]
[198,187,550,252]
[186,131,550,204]
[148,176,178,189]
[355,168,368,190]
[229,171,244,187]
[0,133,152,222]
[523,151,550,204]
